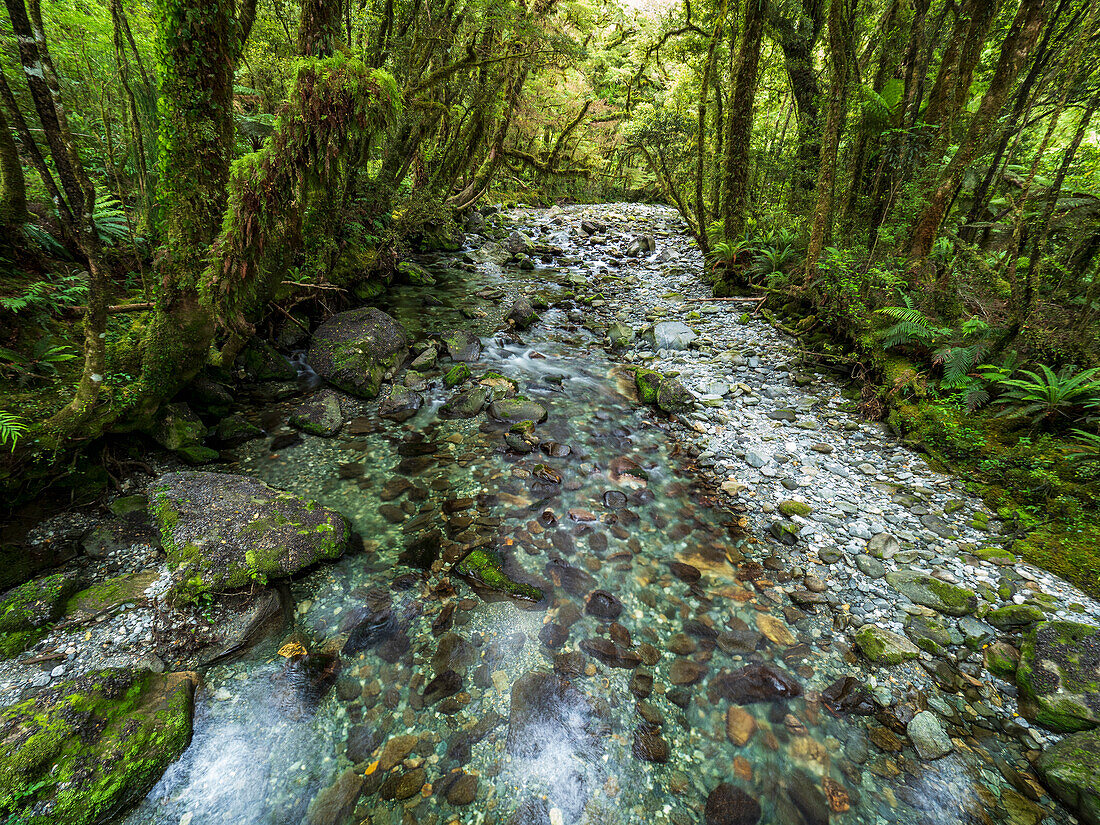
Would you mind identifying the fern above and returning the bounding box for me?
[933,342,990,388]
[875,297,951,350]
[994,365,1100,427]
[0,410,26,452]
[92,195,131,246]
[1067,429,1100,463]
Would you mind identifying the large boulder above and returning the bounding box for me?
[0,571,81,656]
[151,471,350,600]
[308,308,409,398]
[1016,620,1100,732]
[652,321,697,350]
[0,669,196,825]
[289,389,344,437]
[885,569,978,616]
[1036,729,1100,825]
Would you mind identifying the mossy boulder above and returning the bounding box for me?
[64,571,159,617]
[488,397,547,424]
[1016,620,1100,732]
[478,371,518,399]
[378,386,423,422]
[151,471,350,601]
[455,549,544,604]
[444,363,472,388]
[1036,729,1100,825]
[212,415,263,447]
[0,572,81,657]
[308,307,409,398]
[985,641,1020,679]
[631,368,694,415]
[778,500,812,518]
[634,369,662,404]
[237,338,296,382]
[439,329,482,362]
[505,297,538,330]
[439,387,489,419]
[149,402,206,451]
[0,669,196,825]
[289,389,344,437]
[607,321,635,349]
[854,624,920,665]
[885,569,978,616]
[176,445,220,465]
[987,604,1046,631]
[398,260,436,286]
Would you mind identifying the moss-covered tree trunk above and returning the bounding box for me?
[135,0,236,419]
[298,0,343,57]
[720,0,765,243]
[0,101,27,230]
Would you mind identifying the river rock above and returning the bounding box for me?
[308,307,408,398]
[867,532,900,558]
[726,705,756,745]
[506,297,539,330]
[632,726,670,762]
[885,569,978,616]
[488,398,548,424]
[670,659,708,685]
[306,767,364,825]
[446,772,479,805]
[712,663,802,703]
[1036,729,1100,825]
[608,321,635,348]
[653,321,697,350]
[854,624,920,665]
[585,590,623,621]
[0,669,196,825]
[0,571,81,654]
[987,604,1046,631]
[705,783,762,825]
[289,388,343,436]
[1016,620,1100,732]
[151,471,350,600]
[379,386,423,421]
[507,671,607,759]
[455,548,544,603]
[907,710,953,759]
[379,767,425,801]
[657,377,694,414]
[439,387,489,419]
[440,329,482,361]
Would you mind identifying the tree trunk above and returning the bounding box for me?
[298,0,344,57]
[908,0,1049,262]
[694,16,723,252]
[805,0,850,276]
[720,0,765,241]
[0,101,27,230]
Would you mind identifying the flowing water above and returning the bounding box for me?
[125,205,1082,825]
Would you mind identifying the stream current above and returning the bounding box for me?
[124,204,1093,825]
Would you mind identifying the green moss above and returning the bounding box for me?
[778,500,812,518]
[64,571,159,617]
[455,549,543,603]
[0,573,79,636]
[633,369,662,404]
[444,364,471,388]
[0,670,195,824]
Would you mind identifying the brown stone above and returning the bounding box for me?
[726,705,756,746]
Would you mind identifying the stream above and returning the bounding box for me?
[123,204,1097,825]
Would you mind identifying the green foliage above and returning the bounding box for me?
[0,273,88,316]
[0,340,78,384]
[993,365,1100,428]
[1066,429,1100,463]
[875,296,951,350]
[0,411,26,452]
[91,195,132,247]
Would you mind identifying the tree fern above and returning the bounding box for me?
[875,296,950,350]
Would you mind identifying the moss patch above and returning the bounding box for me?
[778,500,812,518]
[455,549,544,604]
[64,571,160,617]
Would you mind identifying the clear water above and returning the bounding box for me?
[126,206,1065,825]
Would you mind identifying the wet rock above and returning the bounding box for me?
[1035,729,1100,825]
[0,669,196,825]
[379,386,423,422]
[238,338,297,381]
[507,671,608,759]
[726,705,756,745]
[787,770,829,825]
[378,734,419,772]
[907,710,954,760]
[489,398,548,424]
[307,767,364,825]
[455,548,544,603]
[545,559,596,596]
[423,669,463,705]
[212,415,262,447]
[346,725,382,763]
[602,490,628,509]
[670,562,701,583]
[820,677,877,715]
[885,570,978,616]
[1017,621,1100,732]
[705,783,762,825]
[439,387,489,419]
[580,637,641,669]
[670,659,708,685]
[632,726,670,762]
[444,363,472,387]
[756,614,796,646]
[151,471,349,600]
[308,307,408,398]
[440,329,482,362]
[987,604,1046,631]
[379,767,425,801]
[446,771,480,805]
[585,590,623,621]
[854,625,920,665]
[289,388,344,436]
[712,663,802,703]
[150,402,206,451]
[539,622,569,649]
[506,297,539,330]
[630,670,654,698]
[985,641,1021,679]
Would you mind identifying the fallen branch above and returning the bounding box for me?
[683,296,766,303]
[67,302,154,314]
[280,281,346,292]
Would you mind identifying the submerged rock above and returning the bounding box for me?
[1036,729,1100,825]
[488,398,548,424]
[151,471,350,600]
[440,329,482,362]
[308,307,409,398]
[289,388,344,436]
[712,663,802,703]
[439,387,489,419]
[454,549,544,604]
[0,669,196,825]
[507,671,607,759]
[1017,620,1100,732]
[705,782,761,825]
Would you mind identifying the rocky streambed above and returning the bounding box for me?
[1,203,1099,825]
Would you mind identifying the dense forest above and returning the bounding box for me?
[2,1,1100,824]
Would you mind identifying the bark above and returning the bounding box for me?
[298,0,344,57]
[805,0,850,276]
[908,0,1049,262]
[720,0,766,241]
[109,0,151,215]
[0,101,27,229]
[694,16,723,252]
